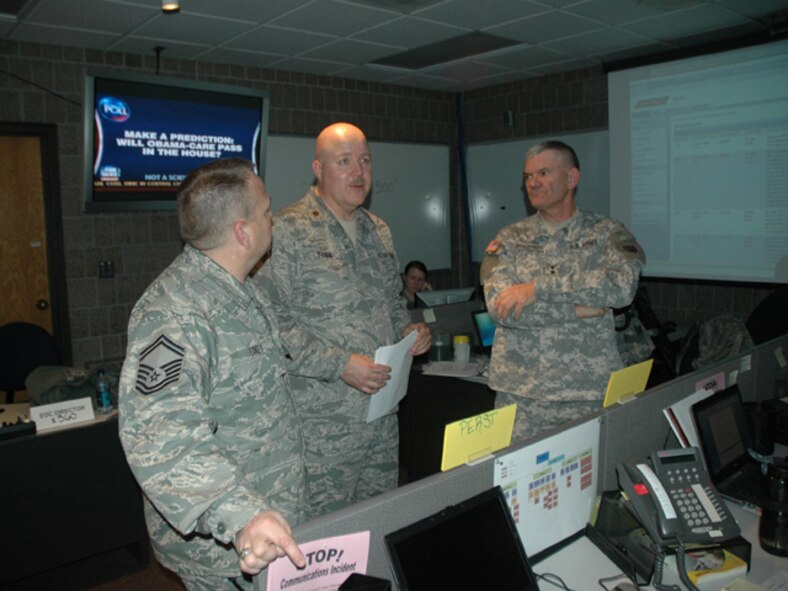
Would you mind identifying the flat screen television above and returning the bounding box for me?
[83,70,269,212]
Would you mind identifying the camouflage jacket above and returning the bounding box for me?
[484,210,645,401]
[258,188,411,421]
[119,245,306,577]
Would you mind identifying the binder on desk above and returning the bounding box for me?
[602,358,653,408]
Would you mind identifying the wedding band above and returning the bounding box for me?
[239,547,252,560]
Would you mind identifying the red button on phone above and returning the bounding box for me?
[634,483,649,495]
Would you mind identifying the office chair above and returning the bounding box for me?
[0,322,61,403]
[746,288,788,345]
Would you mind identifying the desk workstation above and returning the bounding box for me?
[0,408,149,586]
[255,333,788,591]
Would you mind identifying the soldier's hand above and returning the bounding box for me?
[341,354,391,395]
[575,305,606,319]
[403,323,431,356]
[235,511,305,575]
[493,283,536,320]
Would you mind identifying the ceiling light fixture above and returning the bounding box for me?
[162,1,180,14]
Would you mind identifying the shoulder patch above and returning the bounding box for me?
[135,334,185,395]
[485,239,501,255]
[609,229,646,264]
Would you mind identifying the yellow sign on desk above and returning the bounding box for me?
[602,358,654,408]
[441,404,516,472]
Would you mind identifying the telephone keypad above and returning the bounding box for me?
[664,465,711,527]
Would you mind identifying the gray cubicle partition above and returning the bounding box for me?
[254,334,788,590]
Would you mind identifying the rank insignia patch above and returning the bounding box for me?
[135,334,185,395]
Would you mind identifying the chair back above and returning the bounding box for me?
[0,322,61,402]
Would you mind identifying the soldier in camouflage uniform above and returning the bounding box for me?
[119,159,307,591]
[258,122,431,518]
[483,141,645,441]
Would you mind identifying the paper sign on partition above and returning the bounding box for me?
[602,358,653,408]
[441,404,516,472]
[266,531,370,591]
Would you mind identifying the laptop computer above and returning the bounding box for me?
[471,309,496,355]
[384,486,540,590]
[691,384,766,509]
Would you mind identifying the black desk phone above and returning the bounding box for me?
[616,447,740,547]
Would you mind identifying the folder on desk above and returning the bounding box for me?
[602,359,653,408]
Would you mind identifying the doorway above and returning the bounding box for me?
[0,122,71,363]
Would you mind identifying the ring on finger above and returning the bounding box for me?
[239,547,252,560]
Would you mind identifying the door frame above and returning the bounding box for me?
[1,122,72,364]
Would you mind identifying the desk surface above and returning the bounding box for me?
[537,501,786,591]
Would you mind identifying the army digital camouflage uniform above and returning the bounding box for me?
[258,187,411,518]
[119,245,307,589]
[484,209,645,440]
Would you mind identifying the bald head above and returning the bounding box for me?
[315,122,367,160]
[312,122,372,219]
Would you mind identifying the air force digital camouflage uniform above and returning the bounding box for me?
[484,210,645,440]
[119,245,306,589]
[259,188,411,518]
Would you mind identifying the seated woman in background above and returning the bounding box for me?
[401,260,432,309]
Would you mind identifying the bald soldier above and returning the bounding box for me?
[258,122,431,518]
[119,159,306,591]
[483,140,645,441]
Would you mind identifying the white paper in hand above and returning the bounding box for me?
[366,330,418,423]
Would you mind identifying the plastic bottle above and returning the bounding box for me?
[453,335,471,363]
[95,368,113,415]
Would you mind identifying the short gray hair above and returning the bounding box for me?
[177,158,256,250]
[525,140,580,171]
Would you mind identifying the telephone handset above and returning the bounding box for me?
[616,447,740,547]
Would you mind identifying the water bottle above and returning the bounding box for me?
[95,368,113,415]
[453,335,471,362]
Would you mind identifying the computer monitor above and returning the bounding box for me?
[385,486,539,590]
[472,309,496,353]
[415,287,475,308]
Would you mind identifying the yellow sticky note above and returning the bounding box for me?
[440,404,516,472]
[603,358,654,408]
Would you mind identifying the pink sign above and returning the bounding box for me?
[266,530,370,591]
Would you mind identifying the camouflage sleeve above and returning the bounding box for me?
[537,224,645,309]
[258,222,349,381]
[483,235,577,329]
[119,312,265,545]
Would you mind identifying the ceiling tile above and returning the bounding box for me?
[487,10,605,44]
[414,0,547,30]
[713,0,788,20]
[478,45,571,70]
[351,15,466,48]
[300,38,400,64]
[175,0,312,23]
[545,27,655,57]
[268,0,398,37]
[26,0,156,33]
[132,12,257,45]
[109,36,209,60]
[227,25,333,55]
[423,59,513,81]
[9,22,118,49]
[567,0,677,25]
[624,4,750,41]
[189,47,284,68]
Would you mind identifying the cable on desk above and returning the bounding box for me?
[598,573,641,590]
[536,571,575,590]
